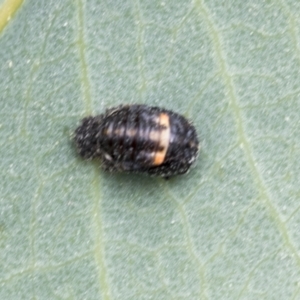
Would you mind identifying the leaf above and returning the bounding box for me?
[1,0,300,299]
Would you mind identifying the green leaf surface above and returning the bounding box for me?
[1,0,300,299]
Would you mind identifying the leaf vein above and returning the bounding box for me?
[196,0,300,267]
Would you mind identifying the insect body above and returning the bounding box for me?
[75,104,199,177]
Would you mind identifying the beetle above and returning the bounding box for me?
[74,104,199,177]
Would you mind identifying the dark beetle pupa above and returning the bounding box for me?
[74,104,199,177]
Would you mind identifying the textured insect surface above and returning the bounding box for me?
[74,104,199,177]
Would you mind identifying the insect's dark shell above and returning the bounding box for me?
[75,104,199,177]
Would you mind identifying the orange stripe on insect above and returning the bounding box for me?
[153,113,170,166]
